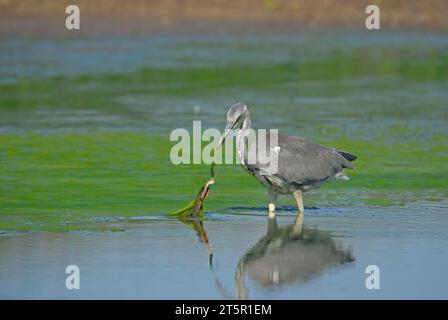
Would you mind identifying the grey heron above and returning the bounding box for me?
[217,102,357,215]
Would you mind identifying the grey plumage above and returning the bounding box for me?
[218,102,357,212]
[247,133,356,194]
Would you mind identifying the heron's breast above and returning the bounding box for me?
[255,173,290,194]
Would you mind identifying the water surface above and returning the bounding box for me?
[0,32,447,298]
[1,203,447,299]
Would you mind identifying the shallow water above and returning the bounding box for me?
[1,32,447,232]
[0,32,447,298]
[1,203,447,299]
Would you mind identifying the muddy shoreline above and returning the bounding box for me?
[1,0,447,39]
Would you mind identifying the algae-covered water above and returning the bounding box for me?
[0,32,447,299]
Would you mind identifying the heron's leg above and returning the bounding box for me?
[268,190,278,218]
[293,190,305,214]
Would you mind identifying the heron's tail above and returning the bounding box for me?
[337,151,357,162]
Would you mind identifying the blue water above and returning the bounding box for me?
[1,202,447,299]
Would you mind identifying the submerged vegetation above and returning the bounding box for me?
[0,33,447,231]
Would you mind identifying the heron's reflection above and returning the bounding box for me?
[235,213,354,299]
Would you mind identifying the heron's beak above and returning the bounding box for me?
[216,121,234,150]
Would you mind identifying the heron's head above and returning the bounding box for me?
[226,102,248,127]
[217,102,249,149]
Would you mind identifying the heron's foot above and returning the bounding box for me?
[268,191,278,218]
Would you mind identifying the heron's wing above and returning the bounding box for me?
[245,132,353,184]
[277,135,353,183]
[275,134,353,185]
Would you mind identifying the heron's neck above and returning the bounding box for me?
[242,114,251,131]
[236,113,252,165]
